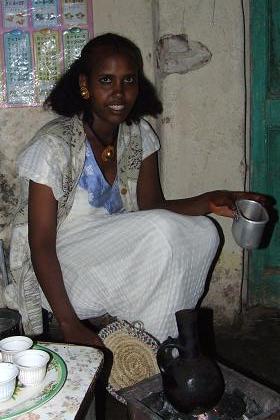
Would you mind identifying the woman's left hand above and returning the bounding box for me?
[206,190,269,218]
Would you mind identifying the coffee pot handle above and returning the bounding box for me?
[157,339,185,374]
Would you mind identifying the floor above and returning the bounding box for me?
[44,306,280,419]
[214,306,280,394]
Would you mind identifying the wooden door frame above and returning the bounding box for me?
[250,0,280,306]
[249,0,268,305]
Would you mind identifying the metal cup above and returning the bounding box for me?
[232,199,269,249]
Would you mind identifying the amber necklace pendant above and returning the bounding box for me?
[89,124,117,163]
[101,145,115,162]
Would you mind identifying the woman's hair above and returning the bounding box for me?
[44,33,163,124]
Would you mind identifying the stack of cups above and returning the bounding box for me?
[0,336,50,402]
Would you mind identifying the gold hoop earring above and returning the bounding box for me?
[80,86,90,100]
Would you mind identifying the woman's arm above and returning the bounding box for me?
[137,152,268,217]
[28,180,104,347]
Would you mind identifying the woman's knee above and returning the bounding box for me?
[140,210,219,258]
[149,211,218,243]
[145,210,187,237]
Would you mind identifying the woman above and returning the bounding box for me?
[8,33,266,346]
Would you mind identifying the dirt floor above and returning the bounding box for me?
[214,306,280,393]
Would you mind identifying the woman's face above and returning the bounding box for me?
[80,49,139,129]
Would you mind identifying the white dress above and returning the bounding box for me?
[49,193,219,342]
[17,120,219,342]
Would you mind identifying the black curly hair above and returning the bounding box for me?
[44,33,163,125]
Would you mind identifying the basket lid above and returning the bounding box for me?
[99,319,160,404]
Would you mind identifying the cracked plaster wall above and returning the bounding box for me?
[157,0,246,325]
[0,0,247,325]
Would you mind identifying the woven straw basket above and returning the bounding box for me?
[99,319,160,404]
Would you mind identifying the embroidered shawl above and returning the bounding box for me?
[8,115,143,335]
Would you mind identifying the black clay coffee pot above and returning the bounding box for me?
[157,309,225,415]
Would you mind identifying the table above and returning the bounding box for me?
[7,342,103,420]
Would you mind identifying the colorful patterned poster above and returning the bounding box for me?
[3,30,34,104]
[3,0,28,29]
[0,0,93,107]
[31,0,59,29]
[0,53,4,104]
[63,27,88,70]
[33,29,61,101]
[62,0,88,26]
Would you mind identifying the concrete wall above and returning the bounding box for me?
[0,0,247,325]
[156,0,246,324]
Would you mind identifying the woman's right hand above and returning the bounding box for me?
[62,320,114,389]
[61,320,105,349]
[61,318,114,404]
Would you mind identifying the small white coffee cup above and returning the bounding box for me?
[14,349,50,386]
[0,362,19,402]
[0,336,33,363]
